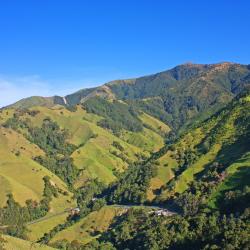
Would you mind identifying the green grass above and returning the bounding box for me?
[0,125,75,242]
[208,152,250,208]
[146,92,250,201]
[27,194,76,241]
[51,206,125,245]
[17,105,164,185]
[0,128,44,205]
[0,146,70,207]
[3,235,55,250]
[121,127,164,152]
[175,144,221,193]
[139,112,171,134]
[147,152,175,201]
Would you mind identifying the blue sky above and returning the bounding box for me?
[0,0,249,107]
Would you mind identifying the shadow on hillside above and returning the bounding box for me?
[222,165,250,190]
[194,133,250,180]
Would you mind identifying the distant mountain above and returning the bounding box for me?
[7,62,250,131]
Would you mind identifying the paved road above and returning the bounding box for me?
[0,204,177,228]
[26,210,69,226]
[26,204,176,225]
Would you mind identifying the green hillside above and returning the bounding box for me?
[88,91,249,250]
[0,63,249,250]
[50,206,126,246]
[2,234,56,250]
[0,104,165,187]
[0,98,168,246]
[103,89,249,208]
[156,89,250,204]
[6,63,250,132]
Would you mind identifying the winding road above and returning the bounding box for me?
[0,204,176,228]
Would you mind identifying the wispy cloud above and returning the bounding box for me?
[0,68,128,108]
[0,75,54,107]
[0,74,106,108]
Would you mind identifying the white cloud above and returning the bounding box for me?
[0,75,53,107]
[0,74,103,108]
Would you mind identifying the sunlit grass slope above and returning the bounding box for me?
[147,92,250,202]
[0,126,75,241]
[13,105,167,185]
[3,234,56,250]
[51,206,125,245]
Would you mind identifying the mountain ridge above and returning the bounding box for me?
[6,62,248,107]
[5,62,250,133]
[0,63,249,249]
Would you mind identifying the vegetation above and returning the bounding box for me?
[28,118,76,155]
[83,97,143,133]
[0,234,6,250]
[107,162,157,204]
[0,176,61,239]
[0,64,249,249]
[37,179,108,245]
[109,63,250,131]
[100,207,249,250]
[50,206,124,247]
[27,118,79,186]
[1,235,54,250]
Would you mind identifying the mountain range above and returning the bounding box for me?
[0,62,249,250]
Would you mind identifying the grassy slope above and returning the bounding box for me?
[208,152,250,208]
[0,127,71,206]
[50,206,125,245]
[139,112,171,134]
[147,93,250,202]
[0,124,75,242]
[175,95,249,194]
[27,194,76,241]
[146,128,206,200]
[19,105,166,185]
[3,235,56,250]
[0,104,167,242]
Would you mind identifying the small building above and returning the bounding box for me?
[69,207,80,216]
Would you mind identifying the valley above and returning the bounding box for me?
[0,63,249,249]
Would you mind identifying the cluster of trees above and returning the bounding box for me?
[75,178,106,209]
[3,116,79,186]
[100,207,250,250]
[51,239,115,250]
[35,155,78,187]
[107,162,157,204]
[28,118,76,155]
[0,176,60,239]
[28,118,78,186]
[126,98,171,127]
[83,97,143,134]
[3,109,39,131]
[39,179,108,245]
[172,147,198,176]
[112,141,124,151]
[3,115,29,131]
[221,186,250,214]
